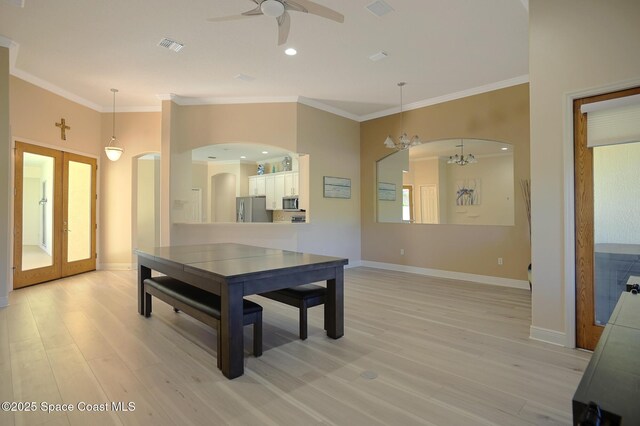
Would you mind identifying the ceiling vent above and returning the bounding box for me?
[366,0,394,17]
[369,51,388,62]
[158,38,184,52]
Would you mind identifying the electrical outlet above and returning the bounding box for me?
[400,249,405,255]
[498,257,503,265]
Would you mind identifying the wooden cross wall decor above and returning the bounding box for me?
[55,118,70,140]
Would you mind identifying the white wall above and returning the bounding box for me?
[593,142,640,245]
[529,0,640,344]
[22,177,40,245]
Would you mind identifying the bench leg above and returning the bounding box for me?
[173,308,180,313]
[217,324,222,370]
[300,301,308,340]
[254,312,262,357]
[144,292,152,317]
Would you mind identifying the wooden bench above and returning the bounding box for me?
[260,284,326,340]
[143,276,262,369]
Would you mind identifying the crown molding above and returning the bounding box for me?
[156,93,176,101]
[172,95,299,106]
[359,74,530,122]
[297,96,360,122]
[0,35,17,49]
[519,0,529,12]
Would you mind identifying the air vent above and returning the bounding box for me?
[366,0,394,17]
[158,38,184,52]
[369,51,388,62]
[5,0,25,8]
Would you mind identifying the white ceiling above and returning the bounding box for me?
[0,0,529,120]
[192,142,292,162]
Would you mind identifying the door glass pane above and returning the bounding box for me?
[593,141,640,325]
[67,161,92,262]
[22,153,54,271]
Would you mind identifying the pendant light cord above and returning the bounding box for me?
[110,88,118,141]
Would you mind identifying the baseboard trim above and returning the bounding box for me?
[345,259,362,269]
[98,263,133,271]
[0,296,8,308]
[529,325,567,347]
[360,261,530,290]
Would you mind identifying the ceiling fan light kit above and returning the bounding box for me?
[261,0,285,17]
[208,0,344,46]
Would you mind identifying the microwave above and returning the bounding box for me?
[282,196,299,210]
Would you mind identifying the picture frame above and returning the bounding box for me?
[323,176,351,199]
[378,182,396,201]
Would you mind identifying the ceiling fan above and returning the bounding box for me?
[207,0,344,46]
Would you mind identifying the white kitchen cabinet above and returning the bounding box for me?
[265,175,275,210]
[254,172,296,210]
[249,175,266,196]
[284,171,299,196]
[274,174,285,210]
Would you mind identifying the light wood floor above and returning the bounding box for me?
[0,267,590,426]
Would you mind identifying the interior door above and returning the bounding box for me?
[61,152,97,276]
[13,142,97,289]
[13,142,63,288]
[575,87,640,350]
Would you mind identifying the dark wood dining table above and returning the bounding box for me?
[136,243,347,379]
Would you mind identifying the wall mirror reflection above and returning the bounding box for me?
[376,138,514,226]
[188,143,308,224]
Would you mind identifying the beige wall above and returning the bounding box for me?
[10,77,102,154]
[171,102,362,264]
[100,112,161,267]
[361,84,530,280]
[0,47,10,305]
[136,158,159,250]
[529,0,640,342]
[295,104,361,261]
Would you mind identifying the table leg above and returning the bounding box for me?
[326,266,344,339]
[220,283,244,379]
[138,264,151,315]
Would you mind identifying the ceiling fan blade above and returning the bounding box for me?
[285,0,344,23]
[277,11,291,46]
[207,14,258,22]
[283,1,307,13]
[241,5,264,16]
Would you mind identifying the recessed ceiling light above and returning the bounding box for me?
[240,155,247,159]
[285,48,297,56]
[501,147,508,151]
[262,151,269,154]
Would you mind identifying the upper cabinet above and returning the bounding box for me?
[249,175,266,196]
[284,171,299,196]
[255,171,299,210]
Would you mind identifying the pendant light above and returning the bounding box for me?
[104,88,124,161]
[384,82,422,150]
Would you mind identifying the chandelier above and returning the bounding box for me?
[447,140,477,166]
[384,82,422,151]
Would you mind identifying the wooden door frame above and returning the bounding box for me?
[574,86,640,350]
[13,141,98,289]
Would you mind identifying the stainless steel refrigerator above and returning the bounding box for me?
[236,196,272,223]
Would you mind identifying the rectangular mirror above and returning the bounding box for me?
[376,138,514,226]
